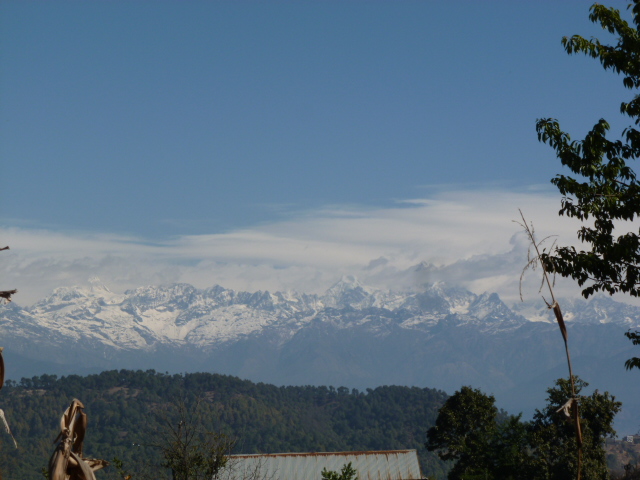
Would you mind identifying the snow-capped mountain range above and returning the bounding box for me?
[5,276,536,349]
[0,277,639,432]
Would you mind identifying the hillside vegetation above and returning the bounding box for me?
[0,370,450,479]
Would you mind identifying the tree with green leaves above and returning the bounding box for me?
[536,1,640,369]
[426,380,620,480]
[527,378,621,480]
[486,414,531,480]
[321,463,358,480]
[425,386,499,480]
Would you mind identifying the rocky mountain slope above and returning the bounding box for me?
[0,277,638,432]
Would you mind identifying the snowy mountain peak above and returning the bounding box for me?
[89,277,112,294]
[323,276,373,308]
[326,275,365,293]
[5,277,639,362]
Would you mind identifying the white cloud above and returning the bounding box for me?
[0,187,596,305]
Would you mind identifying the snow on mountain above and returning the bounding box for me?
[6,277,638,355]
[512,295,640,328]
[1,276,639,432]
[0,278,528,352]
[21,283,308,349]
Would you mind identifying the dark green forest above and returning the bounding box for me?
[0,370,450,479]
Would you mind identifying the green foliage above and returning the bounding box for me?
[527,378,621,480]
[321,462,358,480]
[624,331,640,370]
[426,379,620,480]
[536,2,640,366]
[425,387,497,479]
[0,370,449,480]
[483,414,531,480]
[111,458,133,480]
[537,0,640,299]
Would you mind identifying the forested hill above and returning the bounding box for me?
[0,370,450,479]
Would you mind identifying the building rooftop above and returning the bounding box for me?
[222,450,423,480]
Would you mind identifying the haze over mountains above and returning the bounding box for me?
[0,273,638,433]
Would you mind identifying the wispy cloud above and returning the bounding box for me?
[0,187,588,305]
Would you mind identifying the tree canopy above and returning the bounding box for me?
[0,370,449,480]
[537,0,640,370]
[527,378,621,480]
[426,379,621,480]
[321,462,358,480]
[425,386,498,479]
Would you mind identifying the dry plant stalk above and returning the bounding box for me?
[49,399,108,480]
[0,348,17,449]
[0,347,5,392]
[516,209,583,480]
[0,245,18,460]
[0,246,17,304]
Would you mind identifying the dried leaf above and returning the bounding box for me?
[61,399,84,436]
[50,399,106,480]
[84,458,108,473]
[551,302,568,343]
[69,451,97,480]
[49,445,70,480]
[74,411,88,456]
[0,349,4,392]
[556,397,574,418]
[0,409,17,448]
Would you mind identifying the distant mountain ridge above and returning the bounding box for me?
[2,277,535,350]
[0,277,638,433]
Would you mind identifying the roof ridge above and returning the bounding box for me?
[230,449,415,458]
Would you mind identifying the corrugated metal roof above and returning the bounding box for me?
[221,450,423,480]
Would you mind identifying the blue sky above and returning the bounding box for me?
[0,0,636,304]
